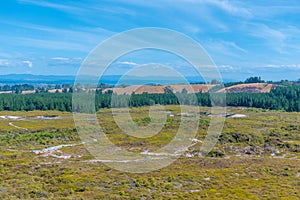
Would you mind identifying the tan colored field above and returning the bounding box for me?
[216,83,275,93]
[170,84,216,93]
[48,89,62,93]
[0,91,12,94]
[6,83,275,95]
[21,90,35,94]
[102,84,216,95]
[21,89,67,94]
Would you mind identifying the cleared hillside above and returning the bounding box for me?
[102,84,216,95]
[216,83,275,93]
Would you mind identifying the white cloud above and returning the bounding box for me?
[118,61,138,66]
[202,0,252,18]
[114,0,252,18]
[248,24,287,53]
[0,21,114,54]
[48,57,83,68]
[0,59,10,67]
[14,37,91,52]
[18,0,135,26]
[12,22,114,41]
[182,23,202,34]
[266,64,300,69]
[205,39,247,58]
[218,64,235,71]
[51,57,70,61]
[18,0,83,13]
[245,3,300,19]
[221,41,247,53]
[22,60,33,68]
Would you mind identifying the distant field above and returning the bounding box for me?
[100,83,275,94]
[216,83,274,93]
[0,106,299,199]
[102,84,216,95]
[0,83,276,95]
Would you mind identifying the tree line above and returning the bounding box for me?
[0,84,299,112]
[0,84,34,93]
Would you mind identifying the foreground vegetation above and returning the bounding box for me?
[0,106,299,199]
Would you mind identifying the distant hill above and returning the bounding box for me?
[102,83,276,94]
[0,74,279,94]
[0,74,120,85]
[0,74,75,84]
[0,74,233,85]
[216,83,275,93]
[102,84,216,95]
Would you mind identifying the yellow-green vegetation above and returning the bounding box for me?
[0,107,299,199]
[0,110,73,132]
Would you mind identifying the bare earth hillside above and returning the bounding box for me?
[102,84,216,95]
[216,83,275,93]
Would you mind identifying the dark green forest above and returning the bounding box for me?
[0,84,299,112]
[0,84,34,93]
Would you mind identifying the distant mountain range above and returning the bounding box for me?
[0,74,236,85]
[0,74,75,84]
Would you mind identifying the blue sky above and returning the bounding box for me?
[0,0,300,81]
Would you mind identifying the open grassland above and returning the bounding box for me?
[0,107,299,199]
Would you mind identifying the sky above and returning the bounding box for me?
[0,0,300,81]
